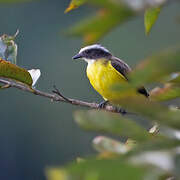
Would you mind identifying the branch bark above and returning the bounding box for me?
[0,77,130,115]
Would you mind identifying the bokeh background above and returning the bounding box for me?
[0,0,180,179]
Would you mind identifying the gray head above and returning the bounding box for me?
[72,44,112,61]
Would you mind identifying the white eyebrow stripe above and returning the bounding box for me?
[79,44,110,54]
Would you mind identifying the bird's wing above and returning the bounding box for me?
[110,56,149,97]
[110,56,131,80]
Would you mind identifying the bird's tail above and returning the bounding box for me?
[137,87,149,98]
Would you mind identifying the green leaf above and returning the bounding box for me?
[65,0,126,13]
[127,139,180,157]
[132,47,180,86]
[67,6,134,44]
[116,97,180,129]
[47,158,148,180]
[144,6,161,35]
[74,110,151,142]
[0,59,33,86]
[65,0,87,13]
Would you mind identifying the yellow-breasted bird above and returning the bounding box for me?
[73,44,149,110]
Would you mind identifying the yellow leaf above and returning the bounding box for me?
[65,0,87,13]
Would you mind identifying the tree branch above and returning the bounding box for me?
[0,77,131,115]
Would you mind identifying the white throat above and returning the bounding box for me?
[84,58,95,65]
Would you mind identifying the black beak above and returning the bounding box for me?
[72,53,82,60]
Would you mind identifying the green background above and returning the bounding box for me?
[0,1,180,179]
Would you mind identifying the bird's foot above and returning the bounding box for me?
[115,107,127,115]
[98,100,109,109]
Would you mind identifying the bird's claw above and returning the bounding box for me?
[116,107,127,115]
[98,100,109,109]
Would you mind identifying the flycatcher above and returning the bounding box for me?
[73,44,149,108]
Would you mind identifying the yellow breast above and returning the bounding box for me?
[86,59,127,102]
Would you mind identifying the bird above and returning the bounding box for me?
[72,44,149,110]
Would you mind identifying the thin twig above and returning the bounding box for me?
[0,77,132,115]
[52,85,72,103]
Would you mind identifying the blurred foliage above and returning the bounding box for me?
[115,97,180,129]
[0,30,18,64]
[150,84,180,101]
[66,0,167,44]
[131,47,180,85]
[67,6,134,45]
[66,0,135,44]
[144,6,161,35]
[47,0,180,180]
[65,0,87,13]
[74,110,152,142]
[113,47,180,95]
[47,158,151,180]
[92,136,135,154]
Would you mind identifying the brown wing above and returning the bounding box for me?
[110,56,149,97]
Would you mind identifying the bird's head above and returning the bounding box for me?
[72,44,112,63]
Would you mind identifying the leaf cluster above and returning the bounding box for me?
[65,0,165,44]
[46,1,180,180]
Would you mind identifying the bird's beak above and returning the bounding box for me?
[72,53,82,60]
